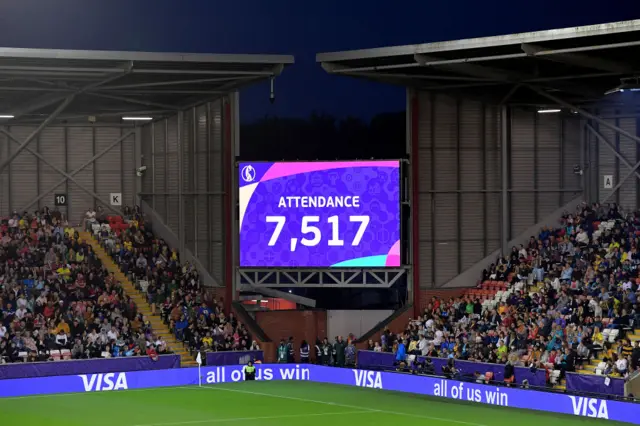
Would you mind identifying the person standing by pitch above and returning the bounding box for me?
[243,360,256,381]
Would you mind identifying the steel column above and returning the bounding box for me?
[500,105,509,255]
[120,127,125,208]
[177,111,185,254]
[6,127,11,214]
[164,119,169,221]
[559,117,565,207]
[430,92,436,288]
[533,112,539,223]
[92,127,97,209]
[456,99,462,274]
[615,114,621,206]
[481,104,488,256]
[206,103,213,272]
[64,127,68,219]
[580,123,587,202]
[192,107,199,257]
[151,122,156,210]
[223,98,233,313]
[35,134,41,211]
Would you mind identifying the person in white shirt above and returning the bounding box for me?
[16,295,27,309]
[0,325,6,338]
[55,331,69,348]
[15,307,28,320]
[615,357,628,375]
[84,209,97,231]
[433,329,444,347]
[419,336,429,356]
[107,326,119,342]
[8,215,18,229]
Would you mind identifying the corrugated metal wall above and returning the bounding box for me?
[139,100,226,285]
[414,91,582,288]
[0,125,136,224]
[589,111,639,210]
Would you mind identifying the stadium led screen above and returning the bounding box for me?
[238,161,400,268]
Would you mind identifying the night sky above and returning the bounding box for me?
[0,0,638,122]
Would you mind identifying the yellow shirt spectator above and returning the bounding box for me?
[497,343,508,357]
[76,252,85,263]
[202,336,213,347]
[53,320,70,335]
[57,266,71,276]
[124,241,133,251]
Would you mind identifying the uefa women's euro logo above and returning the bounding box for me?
[241,165,256,183]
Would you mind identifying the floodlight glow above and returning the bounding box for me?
[537,109,561,114]
[122,117,153,121]
[0,115,14,119]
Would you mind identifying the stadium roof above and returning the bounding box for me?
[317,19,640,108]
[0,48,294,125]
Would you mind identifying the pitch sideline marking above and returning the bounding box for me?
[195,385,487,426]
[133,410,370,426]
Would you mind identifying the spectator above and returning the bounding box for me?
[95,211,251,357]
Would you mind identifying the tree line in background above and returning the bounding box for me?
[240,111,405,160]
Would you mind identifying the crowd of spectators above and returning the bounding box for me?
[375,203,640,383]
[94,210,255,358]
[0,208,167,364]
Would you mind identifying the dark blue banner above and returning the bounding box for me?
[566,372,625,396]
[0,355,181,380]
[206,350,264,366]
[357,350,547,388]
[0,365,636,423]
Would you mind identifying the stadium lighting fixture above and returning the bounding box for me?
[0,115,14,119]
[122,116,153,121]
[537,109,561,114]
[605,77,640,95]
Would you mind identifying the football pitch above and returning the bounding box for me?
[0,381,627,426]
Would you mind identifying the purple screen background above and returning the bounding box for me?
[238,161,401,268]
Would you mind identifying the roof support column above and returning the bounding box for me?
[177,111,185,255]
[500,105,510,257]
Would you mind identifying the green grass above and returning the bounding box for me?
[0,381,627,426]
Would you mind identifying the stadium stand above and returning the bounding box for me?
[0,210,168,364]
[379,203,640,388]
[86,212,252,365]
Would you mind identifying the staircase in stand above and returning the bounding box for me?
[576,328,640,376]
[78,231,198,367]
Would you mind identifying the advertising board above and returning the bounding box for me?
[238,161,401,268]
[1,364,637,423]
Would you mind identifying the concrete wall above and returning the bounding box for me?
[327,310,393,340]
